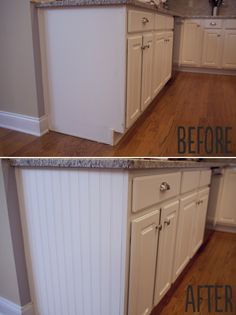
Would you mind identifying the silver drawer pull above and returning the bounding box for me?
[210,22,217,26]
[164,219,171,226]
[142,17,149,24]
[160,182,170,192]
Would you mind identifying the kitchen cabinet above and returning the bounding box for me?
[202,29,222,68]
[126,36,143,128]
[180,20,203,67]
[154,200,179,305]
[16,165,212,315]
[152,33,165,97]
[38,7,174,145]
[222,30,236,69]
[128,210,160,315]
[173,192,197,281]
[141,33,154,111]
[174,18,236,73]
[191,188,210,257]
[217,168,236,226]
[152,31,173,98]
[163,32,174,84]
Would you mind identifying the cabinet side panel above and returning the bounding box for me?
[16,168,129,315]
[39,7,126,144]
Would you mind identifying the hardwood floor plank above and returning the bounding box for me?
[152,231,236,315]
[1,72,236,157]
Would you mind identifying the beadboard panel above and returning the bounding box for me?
[16,168,129,315]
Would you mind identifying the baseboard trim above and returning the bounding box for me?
[212,224,236,234]
[0,111,48,136]
[0,297,34,315]
[174,66,236,76]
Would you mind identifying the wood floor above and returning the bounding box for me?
[153,231,236,315]
[1,72,236,157]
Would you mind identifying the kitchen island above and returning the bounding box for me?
[35,0,176,144]
[10,158,235,315]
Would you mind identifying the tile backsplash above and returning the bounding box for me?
[167,0,236,16]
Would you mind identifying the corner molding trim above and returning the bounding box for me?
[0,297,34,315]
[0,111,48,136]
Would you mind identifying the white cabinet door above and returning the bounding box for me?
[154,200,179,305]
[173,192,197,282]
[218,169,236,226]
[128,210,160,315]
[163,32,174,85]
[152,32,165,97]
[202,29,222,68]
[222,30,236,70]
[191,188,210,257]
[126,36,142,128]
[141,33,154,111]
[181,21,202,66]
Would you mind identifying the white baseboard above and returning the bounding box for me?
[212,224,236,234]
[0,111,49,136]
[0,297,34,315]
[174,65,236,76]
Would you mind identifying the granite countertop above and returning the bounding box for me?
[33,0,181,16]
[9,158,236,170]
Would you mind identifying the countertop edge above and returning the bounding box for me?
[9,159,235,170]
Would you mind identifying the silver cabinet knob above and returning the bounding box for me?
[160,182,170,192]
[142,17,149,24]
[155,224,162,231]
[210,22,217,26]
[141,44,150,50]
[164,219,171,226]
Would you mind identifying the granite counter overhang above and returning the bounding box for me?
[9,159,236,170]
[32,0,181,16]
[32,1,236,19]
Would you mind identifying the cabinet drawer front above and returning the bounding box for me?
[199,170,211,187]
[181,171,200,194]
[155,14,174,30]
[132,172,181,212]
[166,16,174,30]
[224,19,236,29]
[204,19,223,29]
[128,10,154,33]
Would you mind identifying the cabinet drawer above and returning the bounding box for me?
[204,19,222,29]
[181,171,200,194]
[128,10,154,33]
[155,14,174,30]
[132,172,181,212]
[199,170,211,187]
[224,19,236,29]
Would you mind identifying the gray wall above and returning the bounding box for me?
[0,0,45,117]
[0,160,31,306]
[168,0,236,16]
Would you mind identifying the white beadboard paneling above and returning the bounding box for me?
[16,168,129,315]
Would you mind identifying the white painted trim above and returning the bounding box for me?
[0,297,34,315]
[174,65,236,76]
[0,111,49,136]
[211,224,236,234]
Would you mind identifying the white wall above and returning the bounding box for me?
[0,160,31,307]
[0,161,21,305]
[0,0,45,118]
